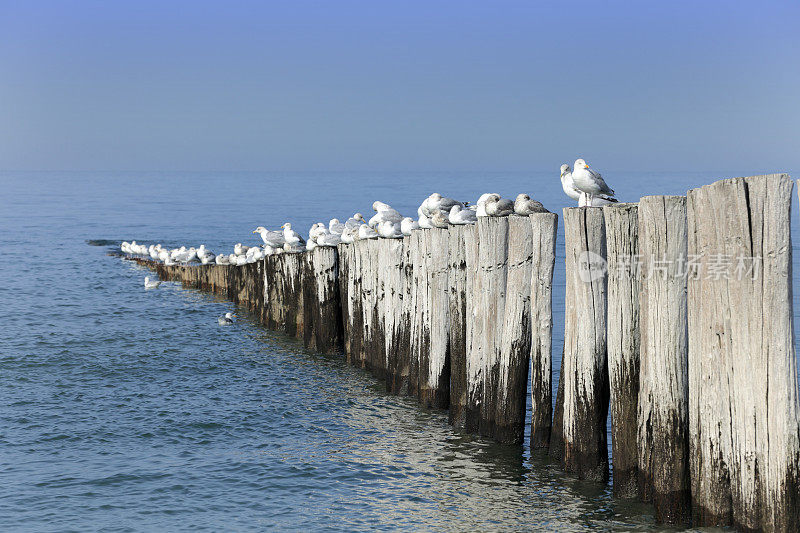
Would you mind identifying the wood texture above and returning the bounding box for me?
[529,212,558,449]
[448,224,468,427]
[494,215,532,444]
[560,207,610,482]
[419,227,450,409]
[687,174,800,532]
[603,203,641,497]
[637,196,690,524]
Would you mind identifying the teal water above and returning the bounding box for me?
[1,170,795,531]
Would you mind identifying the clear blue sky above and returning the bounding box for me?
[1,0,798,172]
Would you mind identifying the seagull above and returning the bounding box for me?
[430,211,450,228]
[514,194,548,215]
[475,193,500,217]
[144,276,161,289]
[341,226,357,244]
[328,218,345,235]
[281,223,305,245]
[218,312,236,325]
[572,159,616,205]
[401,217,420,235]
[358,224,379,240]
[369,202,404,228]
[448,205,477,225]
[317,233,342,247]
[417,206,433,229]
[345,214,367,230]
[484,194,514,217]
[253,226,286,247]
[560,164,618,206]
[376,220,403,239]
[421,193,462,217]
[283,241,306,253]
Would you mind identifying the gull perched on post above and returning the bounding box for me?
[560,163,618,206]
[572,159,616,205]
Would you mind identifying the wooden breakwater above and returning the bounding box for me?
[132,173,800,531]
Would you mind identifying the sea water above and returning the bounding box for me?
[1,170,796,531]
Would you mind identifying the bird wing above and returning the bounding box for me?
[588,168,615,195]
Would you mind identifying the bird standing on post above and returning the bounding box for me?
[571,159,616,205]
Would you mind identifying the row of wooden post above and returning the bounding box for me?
[337,215,558,444]
[138,173,799,532]
[555,174,799,531]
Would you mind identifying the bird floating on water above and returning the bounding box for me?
[144,276,161,289]
[218,312,236,325]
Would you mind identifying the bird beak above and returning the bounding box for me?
[252,230,257,233]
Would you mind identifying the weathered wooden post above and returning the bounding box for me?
[280,252,305,338]
[361,239,386,379]
[603,203,641,497]
[418,227,450,408]
[529,212,558,449]
[559,207,609,482]
[378,238,407,393]
[396,236,414,395]
[339,242,365,367]
[448,224,468,427]
[687,174,800,531]
[303,247,343,354]
[463,224,481,432]
[493,215,532,443]
[475,216,509,437]
[637,196,690,524]
[408,230,428,398]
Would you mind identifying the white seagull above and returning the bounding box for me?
[144,276,161,289]
[572,159,616,204]
[218,312,236,325]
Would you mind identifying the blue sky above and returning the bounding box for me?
[1,0,798,172]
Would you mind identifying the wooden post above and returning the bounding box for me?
[340,242,365,367]
[378,238,407,393]
[463,224,481,432]
[448,224,468,427]
[408,230,428,398]
[418,227,450,409]
[475,217,510,437]
[560,207,610,482]
[603,203,641,497]
[396,236,414,395]
[361,239,386,379]
[279,253,305,338]
[493,215,532,443]
[687,174,800,531]
[637,196,690,524]
[303,247,343,354]
[529,212,558,449]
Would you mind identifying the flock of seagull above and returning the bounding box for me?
[122,157,616,272]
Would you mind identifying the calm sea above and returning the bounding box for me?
[1,170,796,531]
